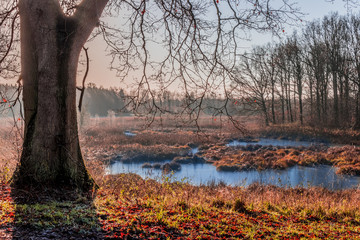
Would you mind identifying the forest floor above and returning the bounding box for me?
[0,117,360,239]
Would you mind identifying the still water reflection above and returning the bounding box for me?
[227,138,328,147]
[107,161,360,190]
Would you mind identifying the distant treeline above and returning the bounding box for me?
[1,83,231,120]
[82,84,127,117]
[234,12,360,129]
[0,83,128,118]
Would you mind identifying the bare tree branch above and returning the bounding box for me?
[77,47,89,112]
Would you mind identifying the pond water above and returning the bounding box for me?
[124,130,136,137]
[107,138,359,190]
[190,147,199,155]
[226,138,328,147]
[106,161,360,190]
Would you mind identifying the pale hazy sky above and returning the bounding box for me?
[84,0,354,89]
[0,0,355,88]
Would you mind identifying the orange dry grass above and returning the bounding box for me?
[259,123,360,145]
[204,144,360,175]
[100,173,360,222]
[0,126,20,183]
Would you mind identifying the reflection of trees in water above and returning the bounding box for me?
[109,160,360,190]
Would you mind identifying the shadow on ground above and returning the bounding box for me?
[2,185,106,240]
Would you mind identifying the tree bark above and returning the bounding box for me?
[261,96,269,126]
[309,75,313,121]
[271,79,276,124]
[344,75,350,125]
[332,72,339,127]
[280,75,285,123]
[13,0,108,191]
[298,81,303,125]
[353,88,360,130]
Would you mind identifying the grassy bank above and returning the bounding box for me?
[1,174,360,239]
[95,174,360,239]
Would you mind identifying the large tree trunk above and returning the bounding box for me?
[13,0,107,191]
